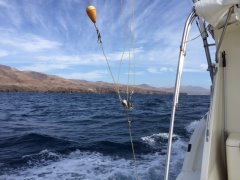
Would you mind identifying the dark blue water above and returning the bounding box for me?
[0,93,210,180]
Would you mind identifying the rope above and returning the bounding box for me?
[186,34,201,42]
[117,50,126,99]
[186,21,205,43]
[126,1,138,179]
[127,49,131,101]
[94,24,122,102]
[92,1,138,178]
[129,0,136,101]
[96,26,139,179]
[126,110,139,180]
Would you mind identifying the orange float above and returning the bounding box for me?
[86,6,97,24]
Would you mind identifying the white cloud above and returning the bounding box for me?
[0,29,61,52]
[184,63,208,72]
[184,68,204,72]
[0,0,211,87]
[35,47,143,67]
[123,71,143,76]
[1,36,61,52]
[19,64,69,73]
[0,0,8,7]
[19,37,61,52]
[147,64,208,74]
[36,54,105,65]
[147,67,174,74]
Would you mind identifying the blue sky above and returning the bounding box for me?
[0,0,213,88]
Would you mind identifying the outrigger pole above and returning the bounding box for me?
[164,10,196,180]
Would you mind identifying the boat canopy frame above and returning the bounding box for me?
[164,5,236,180]
[164,9,196,180]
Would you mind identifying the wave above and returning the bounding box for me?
[2,133,73,146]
[141,133,179,147]
[0,131,187,180]
[185,120,200,133]
[21,149,60,166]
[0,146,185,180]
[0,133,77,156]
[0,133,79,167]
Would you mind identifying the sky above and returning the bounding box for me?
[0,0,214,88]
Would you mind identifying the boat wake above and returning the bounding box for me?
[0,93,209,180]
[0,137,186,180]
[141,133,179,146]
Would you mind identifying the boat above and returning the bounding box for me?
[164,0,240,180]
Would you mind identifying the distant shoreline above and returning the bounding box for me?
[0,64,210,95]
[0,91,211,96]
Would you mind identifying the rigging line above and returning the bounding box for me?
[127,0,135,102]
[117,50,126,97]
[119,0,136,102]
[126,110,139,180]
[130,0,136,100]
[94,24,122,102]
[185,29,206,42]
[185,29,205,42]
[100,42,122,102]
[91,4,138,179]
[185,20,205,43]
[117,0,129,98]
[130,46,136,99]
[88,6,138,179]
[127,48,131,101]
[186,34,201,42]
[126,1,139,180]
[122,1,138,179]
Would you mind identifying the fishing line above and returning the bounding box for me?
[130,0,136,101]
[127,49,131,101]
[86,3,139,179]
[94,24,122,102]
[97,24,139,180]
[118,2,138,178]
[122,1,139,178]
[126,109,139,180]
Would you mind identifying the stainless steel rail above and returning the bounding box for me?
[164,10,196,180]
[198,18,214,83]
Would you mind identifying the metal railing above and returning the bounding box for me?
[164,9,196,180]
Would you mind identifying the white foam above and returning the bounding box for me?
[141,133,179,146]
[22,149,59,159]
[186,120,200,133]
[1,142,186,180]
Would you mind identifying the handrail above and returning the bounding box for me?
[197,18,214,83]
[164,9,196,180]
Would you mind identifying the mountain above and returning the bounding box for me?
[0,65,209,95]
[0,65,170,94]
[138,84,156,89]
[160,86,210,95]
[180,86,210,95]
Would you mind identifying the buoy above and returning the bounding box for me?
[86,5,97,24]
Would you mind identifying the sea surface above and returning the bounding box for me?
[0,93,210,180]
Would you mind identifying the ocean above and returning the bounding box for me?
[0,93,210,180]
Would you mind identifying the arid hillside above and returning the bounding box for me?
[0,65,172,94]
